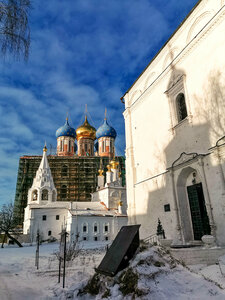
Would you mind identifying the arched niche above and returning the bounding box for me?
[111,191,119,198]
[129,89,142,105]
[186,11,212,44]
[32,190,38,201]
[41,189,48,201]
[143,72,156,90]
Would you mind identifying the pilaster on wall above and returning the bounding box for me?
[123,108,137,224]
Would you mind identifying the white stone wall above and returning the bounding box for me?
[24,208,68,242]
[123,1,225,245]
[69,215,127,242]
[91,186,127,212]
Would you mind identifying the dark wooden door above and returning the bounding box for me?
[187,183,211,240]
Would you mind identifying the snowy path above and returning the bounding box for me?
[0,244,59,300]
[0,273,12,300]
[0,242,106,300]
[0,265,48,300]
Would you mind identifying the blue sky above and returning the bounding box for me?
[0,0,198,205]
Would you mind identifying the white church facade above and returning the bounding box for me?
[23,145,127,242]
[122,0,225,246]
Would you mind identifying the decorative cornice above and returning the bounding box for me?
[168,151,208,171]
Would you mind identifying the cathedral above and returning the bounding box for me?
[122,0,225,247]
[15,113,127,242]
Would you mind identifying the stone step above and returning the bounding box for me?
[170,247,225,265]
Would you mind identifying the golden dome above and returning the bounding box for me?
[98,169,104,176]
[76,115,96,140]
[110,158,119,169]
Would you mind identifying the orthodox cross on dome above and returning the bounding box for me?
[104,107,107,120]
[39,143,50,170]
[43,141,47,152]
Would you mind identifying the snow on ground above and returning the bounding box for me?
[0,242,225,299]
[0,242,107,300]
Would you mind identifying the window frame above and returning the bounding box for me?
[61,165,68,177]
[165,74,191,131]
[82,222,88,234]
[103,222,110,234]
[61,185,67,199]
[93,222,99,234]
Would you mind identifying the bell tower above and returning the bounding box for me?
[27,144,57,204]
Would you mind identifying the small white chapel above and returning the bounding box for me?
[23,145,127,242]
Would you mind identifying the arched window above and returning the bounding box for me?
[60,140,63,152]
[111,191,119,198]
[61,185,67,199]
[32,190,38,201]
[82,222,88,233]
[102,141,105,152]
[42,189,48,201]
[93,222,99,233]
[69,140,71,152]
[61,165,68,177]
[103,222,109,233]
[176,93,187,122]
[110,139,113,152]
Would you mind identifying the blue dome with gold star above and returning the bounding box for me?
[96,119,117,139]
[56,118,76,138]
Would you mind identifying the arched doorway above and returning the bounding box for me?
[187,182,211,240]
[177,167,211,242]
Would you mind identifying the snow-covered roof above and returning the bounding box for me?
[70,202,125,217]
[28,201,127,217]
[29,201,70,209]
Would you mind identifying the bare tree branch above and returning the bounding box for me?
[0,203,23,247]
[0,0,31,60]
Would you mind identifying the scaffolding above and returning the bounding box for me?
[14,155,126,225]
